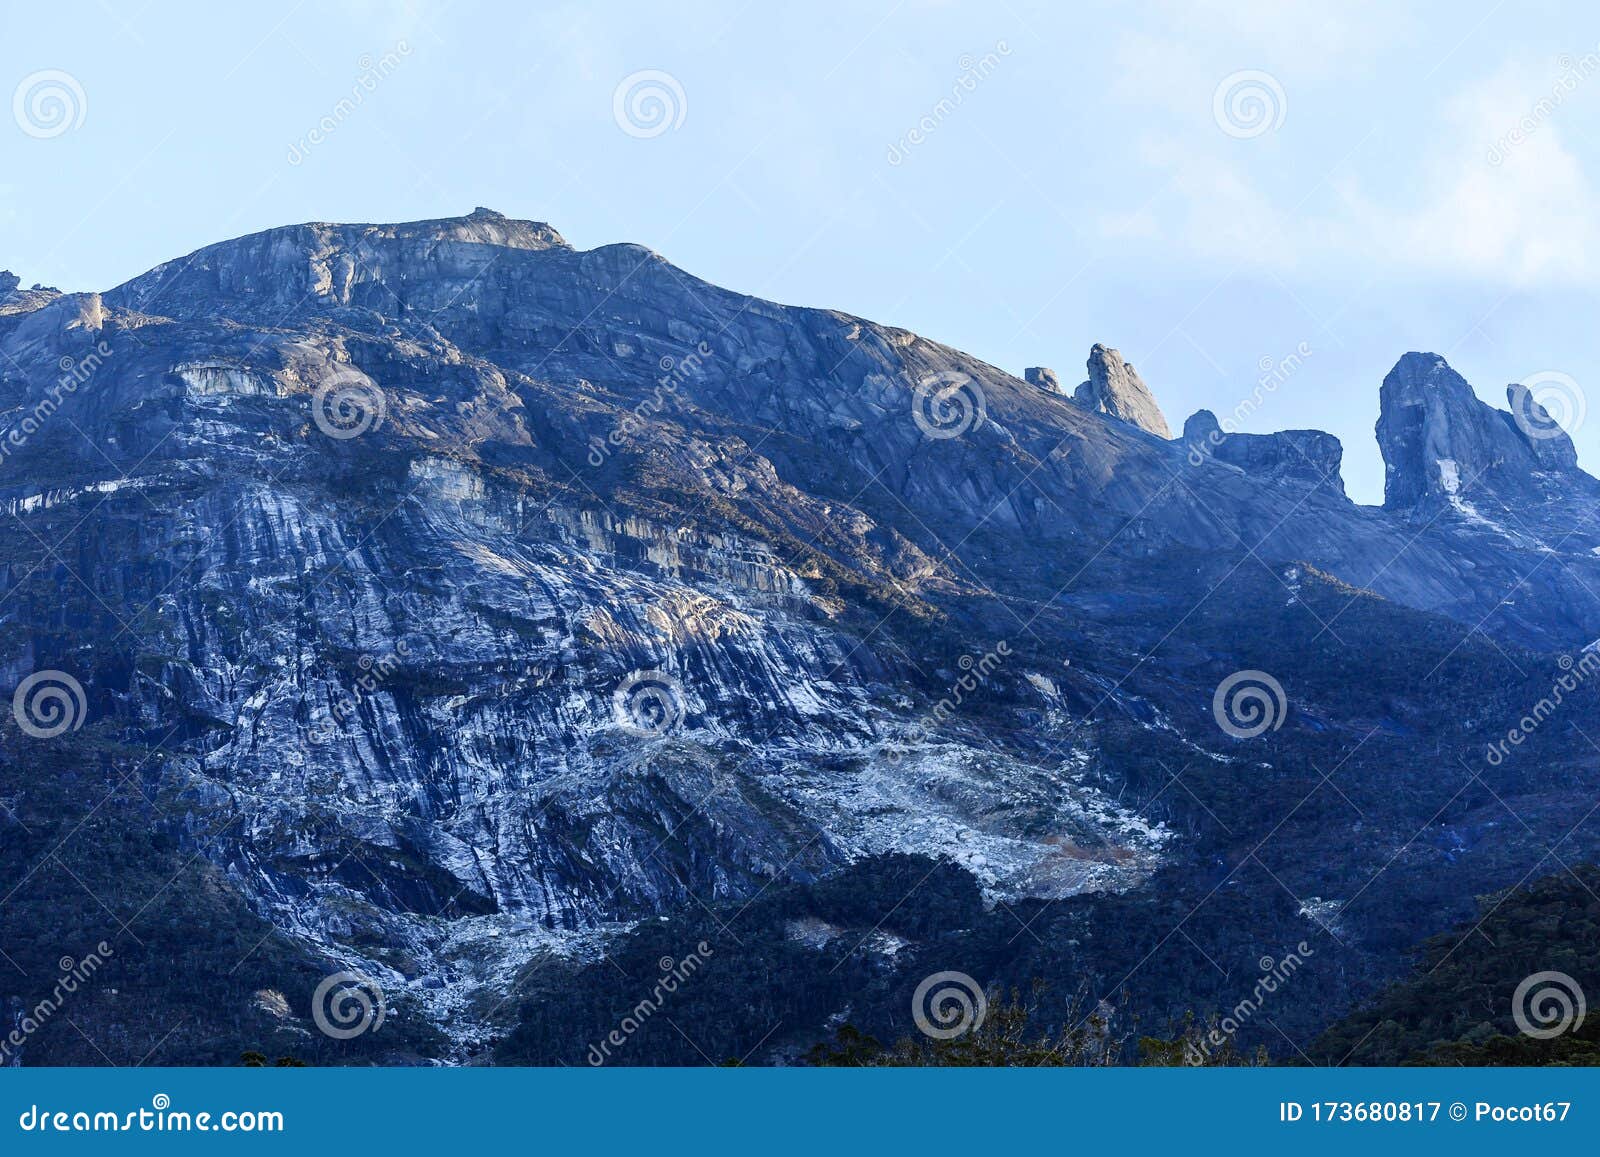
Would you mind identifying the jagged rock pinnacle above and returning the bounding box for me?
[1376,352,1579,510]
[1071,343,1171,438]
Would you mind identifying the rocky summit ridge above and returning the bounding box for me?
[1,209,1597,1064]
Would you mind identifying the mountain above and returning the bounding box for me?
[0,209,1596,1064]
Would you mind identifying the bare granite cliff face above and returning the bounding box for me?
[2,210,1598,1059]
[1182,409,1346,498]
[92,212,1600,643]
[1375,352,1572,510]
[1370,353,1600,643]
[1072,343,1172,438]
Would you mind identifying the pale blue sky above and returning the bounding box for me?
[4,0,1599,503]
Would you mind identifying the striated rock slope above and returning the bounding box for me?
[1,209,1598,1060]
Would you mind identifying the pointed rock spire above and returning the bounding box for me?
[1072,344,1171,438]
[1376,352,1580,510]
[1505,382,1580,472]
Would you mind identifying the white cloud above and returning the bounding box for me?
[1100,52,1600,288]
[1364,59,1600,285]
